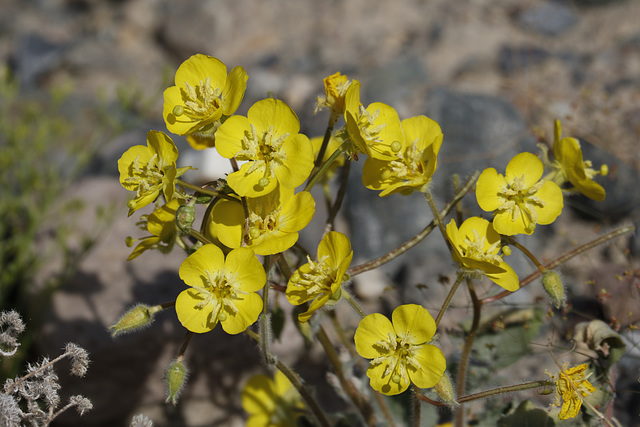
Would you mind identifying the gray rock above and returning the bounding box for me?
[13,33,66,87]
[498,45,552,75]
[518,2,578,37]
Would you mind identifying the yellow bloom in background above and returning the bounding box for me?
[215,98,315,198]
[445,217,519,292]
[343,80,404,160]
[363,115,443,196]
[315,72,352,119]
[118,130,189,216]
[242,370,305,427]
[545,119,607,201]
[476,152,563,236]
[163,54,248,149]
[175,245,265,334]
[209,186,315,256]
[286,231,353,323]
[354,304,446,396]
[546,362,596,420]
[126,198,181,260]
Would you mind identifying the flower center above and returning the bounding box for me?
[125,154,164,198]
[246,208,281,245]
[237,124,290,183]
[289,255,334,295]
[370,332,422,385]
[180,78,222,120]
[190,269,244,321]
[462,230,503,265]
[497,175,545,223]
[384,140,424,181]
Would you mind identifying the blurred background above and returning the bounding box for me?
[1,0,639,425]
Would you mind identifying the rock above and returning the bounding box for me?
[498,45,552,75]
[517,1,578,37]
[12,33,66,88]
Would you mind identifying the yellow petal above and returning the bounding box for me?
[175,289,219,333]
[409,344,447,389]
[476,168,506,212]
[354,313,395,359]
[215,115,252,159]
[221,65,248,115]
[247,98,300,138]
[533,181,564,225]
[505,152,543,187]
[493,210,530,236]
[210,199,244,249]
[278,191,315,233]
[225,248,266,293]
[179,244,225,288]
[367,360,410,396]
[227,162,278,198]
[220,291,263,335]
[274,134,314,188]
[391,304,436,345]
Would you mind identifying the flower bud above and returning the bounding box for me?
[110,304,161,337]
[542,270,566,309]
[176,199,196,233]
[434,371,458,408]
[165,358,188,405]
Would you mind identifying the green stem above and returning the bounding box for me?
[176,179,237,202]
[188,229,213,245]
[455,279,481,427]
[260,255,275,365]
[482,224,635,304]
[317,327,377,425]
[504,237,544,271]
[324,159,351,232]
[244,329,331,427]
[342,290,366,319]
[349,171,479,277]
[416,380,553,406]
[314,113,337,170]
[435,273,465,328]
[305,141,349,192]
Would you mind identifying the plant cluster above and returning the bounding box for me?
[0,310,92,426]
[112,54,634,426]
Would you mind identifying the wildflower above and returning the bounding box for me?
[343,80,404,160]
[363,115,443,196]
[215,98,315,198]
[286,231,353,323]
[315,72,352,120]
[543,119,607,201]
[241,370,305,427]
[209,187,315,256]
[354,304,446,395]
[476,152,563,235]
[118,131,189,216]
[175,245,266,334]
[445,217,519,292]
[546,362,596,420]
[163,54,248,149]
[126,199,181,260]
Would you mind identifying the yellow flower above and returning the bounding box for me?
[286,231,353,323]
[118,131,189,216]
[175,245,265,334]
[242,370,305,427]
[163,54,248,148]
[315,72,352,119]
[209,186,315,256]
[354,304,446,396]
[546,362,596,420]
[215,99,315,198]
[445,217,519,292]
[544,119,607,201]
[343,81,404,160]
[476,152,564,236]
[126,199,181,260]
[363,115,443,196]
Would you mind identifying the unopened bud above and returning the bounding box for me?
[542,270,566,309]
[110,304,162,337]
[176,199,196,233]
[434,371,458,408]
[165,358,188,405]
